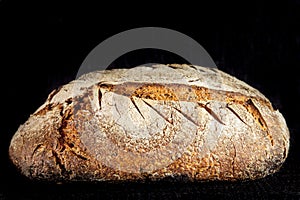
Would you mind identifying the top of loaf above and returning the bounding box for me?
[36,64,269,113]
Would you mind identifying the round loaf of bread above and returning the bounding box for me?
[9,64,289,182]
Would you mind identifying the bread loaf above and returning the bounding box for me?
[9,64,289,182]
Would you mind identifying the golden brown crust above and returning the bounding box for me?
[9,64,289,182]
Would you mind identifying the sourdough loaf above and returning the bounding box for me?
[9,64,289,182]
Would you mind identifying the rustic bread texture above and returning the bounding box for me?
[9,64,289,182]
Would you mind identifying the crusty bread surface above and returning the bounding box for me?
[9,64,289,182]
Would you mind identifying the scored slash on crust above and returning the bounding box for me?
[226,104,249,126]
[97,81,274,145]
[141,99,174,125]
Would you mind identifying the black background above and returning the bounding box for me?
[0,1,299,199]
